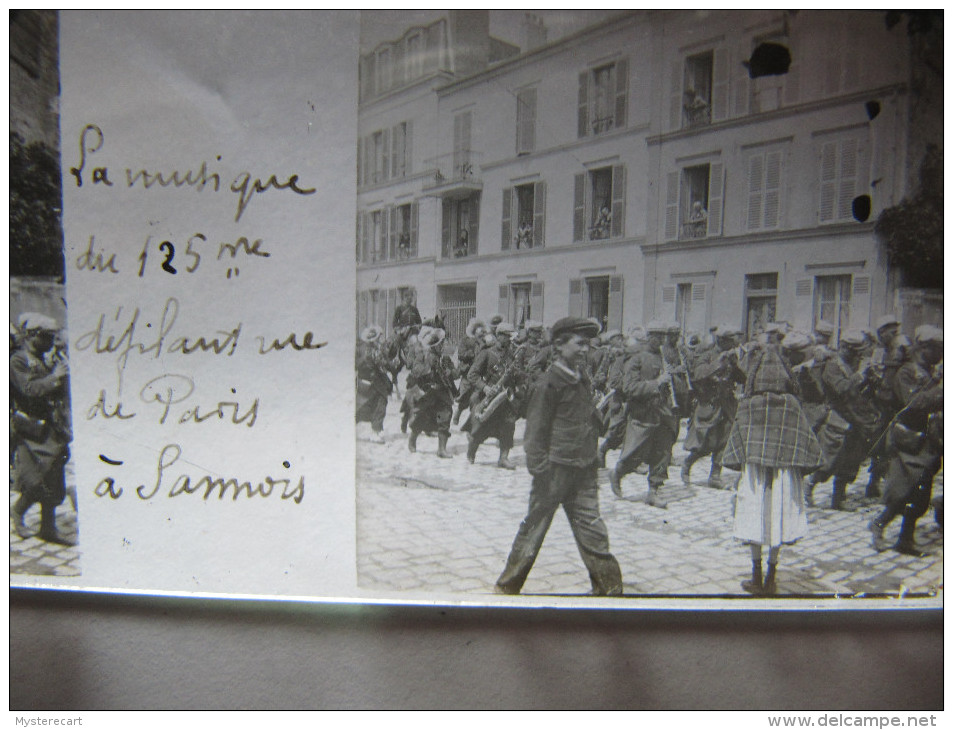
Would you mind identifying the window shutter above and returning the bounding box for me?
[819,140,837,222]
[707,162,725,236]
[530,282,544,322]
[381,128,390,182]
[577,71,589,138]
[611,165,625,239]
[391,124,403,178]
[688,283,708,334]
[404,120,413,175]
[388,205,397,260]
[498,285,510,317]
[386,288,398,339]
[763,150,782,228]
[356,139,363,188]
[355,210,362,263]
[661,285,677,322]
[692,282,707,301]
[837,138,858,221]
[664,171,680,240]
[365,54,376,98]
[711,47,729,121]
[517,88,536,154]
[441,198,452,258]
[361,210,371,262]
[607,275,624,331]
[733,41,750,117]
[392,39,404,88]
[379,210,389,262]
[614,57,628,129]
[533,180,546,249]
[573,173,586,242]
[670,60,683,130]
[501,186,513,251]
[358,290,368,331]
[410,201,419,256]
[569,279,583,317]
[746,153,764,231]
[851,274,871,328]
[469,194,479,254]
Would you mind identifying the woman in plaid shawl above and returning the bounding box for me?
[721,328,822,595]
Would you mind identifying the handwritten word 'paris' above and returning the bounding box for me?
[69,124,316,222]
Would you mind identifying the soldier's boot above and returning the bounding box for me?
[892,511,926,558]
[868,516,891,552]
[608,466,623,498]
[645,484,668,509]
[11,497,32,540]
[762,563,778,595]
[741,561,763,595]
[451,405,462,426]
[680,453,698,486]
[864,473,882,501]
[707,463,724,490]
[38,505,73,547]
[437,433,452,459]
[400,411,409,434]
[804,474,820,507]
[830,478,849,511]
[408,430,419,453]
[497,449,516,470]
[466,435,477,465]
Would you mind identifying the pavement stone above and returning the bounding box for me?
[357,394,943,603]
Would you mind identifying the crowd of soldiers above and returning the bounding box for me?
[357,302,943,594]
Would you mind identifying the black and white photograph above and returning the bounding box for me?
[353,9,943,602]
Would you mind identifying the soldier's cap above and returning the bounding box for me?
[360,325,383,343]
[781,330,813,350]
[839,330,867,348]
[601,328,623,343]
[551,316,600,341]
[524,319,544,331]
[645,320,668,334]
[914,324,943,345]
[17,312,59,332]
[666,323,681,334]
[814,320,835,336]
[421,328,446,348]
[489,314,504,326]
[465,318,486,338]
[876,314,901,331]
[496,322,516,336]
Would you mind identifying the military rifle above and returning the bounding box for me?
[469,343,526,431]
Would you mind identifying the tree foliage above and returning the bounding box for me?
[875,145,943,289]
[10,131,65,278]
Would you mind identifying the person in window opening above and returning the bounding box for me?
[516,219,533,250]
[397,231,411,259]
[684,87,709,123]
[455,229,469,258]
[592,202,612,240]
[688,200,708,237]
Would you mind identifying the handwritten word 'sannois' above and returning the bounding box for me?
[69,124,316,222]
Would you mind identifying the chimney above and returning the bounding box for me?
[520,13,547,52]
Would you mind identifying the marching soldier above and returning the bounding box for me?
[805,330,881,510]
[681,324,745,489]
[463,322,525,469]
[10,313,73,545]
[662,324,692,419]
[597,332,635,468]
[865,314,909,500]
[868,325,943,557]
[452,318,487,426]
[393,289,422,331]
[607,321,679,508]
[812,320,836,363]
[408,328,458,459]
[355,325,395,443]
[783,331,830,431]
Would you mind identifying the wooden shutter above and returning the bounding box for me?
[453,111,471,177]
[391,124,404,178]
[660,285,677,322]
[365,54,376,98]
[392,39,404,88]
[763,150,782,228]
[361,211,371,262]
[607,275,624,331]
[379,210,389,261]
[362,136,371,186]
[577,71,589,138]
[355,210,362,263]
[517,88,537,154]
[501,186,513,251]
[388,205,397,260]
[569,279,584,317]
[793,278,813,330]
[498,284,510,317]
[819,140,837,222]
[687,282,708,334]
[441,198,452,258]
[837,138,858,221]
[469,194,480,254]
[664,171,680,240]
[707,162,725,236]
[711,47,729,121]
[533,180,546,249]
[410,200,419,257]
[530,282,544,322]
[614,57,628,129]
[610,165,625,239]
[746,153,764,231]
[381,128,390,183]
[732,41,750,117]
[404,120,413,175]
[358,290,369,331]
[670,60,683,130]
[573,173,586,242]
[356,139,362,188]
[386,288,398,338]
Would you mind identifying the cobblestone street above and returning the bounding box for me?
[356,396,943,603]
[10,462,80,578]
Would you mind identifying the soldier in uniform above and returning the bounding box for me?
[407,328,458,459]
[783,330,830,431]
[597,332,635,468]
[868,325,943,557]
[681,325,745,489]
[607,321,680,508]
[812,320,836,363]
[355,325,395,443]
[392,289,422,332]
[463,322,524,469]
[494,317,622,596]
[662,324,692,420]
[452,318,486,426]
[10,313,73,545]
[806,330,881,510]
[865,314,909,500]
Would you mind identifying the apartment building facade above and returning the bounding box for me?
[357,10,922,348]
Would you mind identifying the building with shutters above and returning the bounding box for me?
[357,10,924,348]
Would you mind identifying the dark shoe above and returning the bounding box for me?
[437,434,452,459]
[868,519,890,552]
[493,583,519,595]
[646,486,668,509]
[892,541,926,558]
[742,563,763,595]
[762,563,778,595]
[804,477,817,507]
[408,431,418,453]
[466,435,477,464]
[11,505,32,540]
[608,468,623,498]
[864,478,882,501]
[831,479,848,511]
[38,529,75,547]
[707,476,724,490]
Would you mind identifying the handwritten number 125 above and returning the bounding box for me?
[138,235,203,277]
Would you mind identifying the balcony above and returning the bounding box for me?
[679,220,708,240]
[422,150,483,199]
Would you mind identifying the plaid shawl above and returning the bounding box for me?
[721,393,822,469]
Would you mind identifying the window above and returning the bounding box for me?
[438,283,476,348]
[441,193,480,259]
[406,33,423,80]
[358,121,412,187]
[814,275,851,341]
[453,111,472,180]
[673,281,709,335]
[501,181,546,251]
[376,47,392,93]
[356,201,419,264]
[818,135,867,224]
[499,282,544,328]
[390,121,412,179]
[391,202,418,260]
[663,161,725,240]
[516,87,537,155]
[670,47,728,130]
[683,52,713,127]
[744,273,779,339]
[577,59,628,138]
[568,276,624,331]
[573,165,626,243]
[746,149,783,231]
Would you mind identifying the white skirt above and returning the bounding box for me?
[732,464,808,547]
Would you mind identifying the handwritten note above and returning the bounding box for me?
[39,10,360,597]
